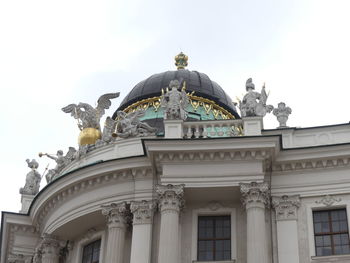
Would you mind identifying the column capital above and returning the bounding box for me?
[240,182,270,209]
[272,195,300,221]
[102,202,129,228]
[40,233,61,260]
[130,200,156,225]
[156,184,185,213]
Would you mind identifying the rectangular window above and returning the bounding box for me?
[197,215,231,261]
[82,239,101,263]
[313,209,350,256]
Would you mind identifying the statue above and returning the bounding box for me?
[61,93,120,130]
[113,111,157,139]
[39,147,76,183]
[19,159,41,195]
[273,102,292,128]
[239,78,273,117]
[161,80,189,120]
[95,117,117,147]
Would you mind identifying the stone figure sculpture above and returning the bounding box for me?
[113,110,157,139]
[19,159,41,195]
[161,80,189,120]
[95,117,117,147]
[273,102,292,128]
[40,147,76,183]
[239,78,273,117]
[61,92,120,130]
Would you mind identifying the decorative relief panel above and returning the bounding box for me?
[315,194,341,207]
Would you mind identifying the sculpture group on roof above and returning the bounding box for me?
[20,74,292,195]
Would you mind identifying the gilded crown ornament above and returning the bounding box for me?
[175,52,188,70]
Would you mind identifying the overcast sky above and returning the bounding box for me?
[1,0,350,214]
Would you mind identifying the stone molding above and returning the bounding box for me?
[272,195,300,221]
[101,202,129,228]
[130,200,155,225]
[34,166,152,231]
[240,182,270,209]
[156,184,185,213]
[316,194,342,207]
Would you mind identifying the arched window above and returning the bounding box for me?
[82,239,101,263]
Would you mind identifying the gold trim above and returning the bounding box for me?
[121,95,236,120]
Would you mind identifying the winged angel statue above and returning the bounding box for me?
[113,110,157,139]
[62,92,120,130]
[161,80,189,120]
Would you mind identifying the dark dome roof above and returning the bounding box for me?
[116,69,239,118]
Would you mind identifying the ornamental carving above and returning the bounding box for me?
[273,102,292,128]
[316,194,341,207]
[156,184,185,213]
[101,202,130,228]
[130,200,156,225]
[240,182,270,209]
[272,195,300,221]
[8,254,32,263]
[39,234,61,261]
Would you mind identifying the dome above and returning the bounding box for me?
[115,69,239,119]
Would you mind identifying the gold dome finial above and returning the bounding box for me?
[175,52,188,70]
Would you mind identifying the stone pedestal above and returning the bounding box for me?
[20,194,35,214]
[272,195,300,263]
[164,119,183,138]
[41,234,60,263]
[130,200,155,263]
[102,202,128,263]
[242,117,263,136]
[240,182,269,263]
[156,184,185,263]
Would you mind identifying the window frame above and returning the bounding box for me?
[81,239,102,263]
[191,205,236,262]
[73,229,106,263]
[306,197,350,259]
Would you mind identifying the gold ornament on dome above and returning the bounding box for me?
[121,94,235,120]
[175,52,188,70]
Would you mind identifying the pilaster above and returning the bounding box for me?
[272,195,301,263]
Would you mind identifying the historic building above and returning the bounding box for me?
[2,53,350,263]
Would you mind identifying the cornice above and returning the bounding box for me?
[32,165,153,233]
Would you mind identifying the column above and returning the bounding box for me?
[156,184,185,263]
[130,200,155,263]
[272,195,301,263]
[102,202,129,263]
[41,234,60,263]
[240,182,269,263]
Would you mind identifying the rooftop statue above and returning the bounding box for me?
[62,93,120,130]
[161,80,189,120]
[19,159,42,195]
[113,111,157,139]
[239,78,273,117]
[273,102,292,128]
[39,147,76,183]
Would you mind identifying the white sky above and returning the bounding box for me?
[1,0,350,214]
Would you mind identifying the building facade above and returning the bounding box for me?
[2,54,350,263]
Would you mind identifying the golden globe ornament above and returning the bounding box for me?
[78,128,102,146]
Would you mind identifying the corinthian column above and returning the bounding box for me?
[272,195,300,263]
[102,202,129,263]
[240,182,269,263]
[130,200,155,263]
[156,184,185,263]
[41,234,60,263]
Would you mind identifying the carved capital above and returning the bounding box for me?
[156,184,185,213]
[272,195,300,221]
[130,200,156,225]
[240,182,270,209]
[101,202,129,228]
[41,234,60,258]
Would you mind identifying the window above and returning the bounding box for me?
[82,239,101,263]
[313,209,350,256]
[197,215,231,261]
